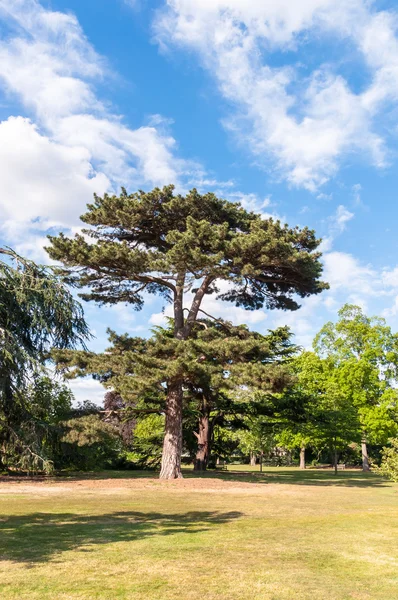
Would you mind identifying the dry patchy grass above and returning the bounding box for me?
[0,468,397,600]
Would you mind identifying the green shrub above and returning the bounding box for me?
[375,439,398,482]
[60,414,122,471]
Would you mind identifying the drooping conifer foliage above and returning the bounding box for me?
[0,248,90,471]
[47,185,328,478]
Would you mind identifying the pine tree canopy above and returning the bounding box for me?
[53,320,297,404]
[46,186,328,322]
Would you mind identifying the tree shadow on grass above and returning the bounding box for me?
[184,469,389,488]
[0,510,243,564]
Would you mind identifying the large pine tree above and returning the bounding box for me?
[47,185,327,478]
[53,321,297,471]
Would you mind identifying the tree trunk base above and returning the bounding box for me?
[299,446,306,470]
[362,440,370,472]
[159,382,183,480]
[193,459,207,472]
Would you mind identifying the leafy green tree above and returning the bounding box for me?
[376,439,398,482]
[237,418,275,469]
[288,351,360,472]
[276,430,315,469]
[46,186,327,478]
[127,414,165,468]
[0,375,74,473]
[0,248,89,471]
[314,304,398,470]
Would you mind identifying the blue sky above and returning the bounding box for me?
[2,0,398,402]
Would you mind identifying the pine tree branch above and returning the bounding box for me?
[183,275,213,337]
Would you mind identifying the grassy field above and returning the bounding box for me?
[0,467,397,600]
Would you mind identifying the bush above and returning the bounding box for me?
[59,414,122,471]
[375,439,398,482]
[128,414,164,468]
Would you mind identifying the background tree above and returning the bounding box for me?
[0,248,89,471]
[47,185,327,478]
[103,391,136,446]
[314,304,398,470]
[0,375,74,473]
[376,438,398,482]
[61,414,122,471]
[236,418,275,470]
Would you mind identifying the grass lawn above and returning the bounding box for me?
[0,467,397,600]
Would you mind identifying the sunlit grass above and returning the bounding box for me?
[0,468,397,599]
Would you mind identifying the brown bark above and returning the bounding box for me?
[334,447,338,475]
[361,439,370,472]
[194,411,210,471]
[159,381,183,479]
[250,453,257,467]
[160,274,212,479]
[299,446,306,470]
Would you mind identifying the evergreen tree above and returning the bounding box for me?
[47,186,327,478]
[54,321,297,471]
[0,248,89,471]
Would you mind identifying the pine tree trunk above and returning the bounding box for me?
[299,446,306,469]
[250,453,257,466]
[159,381,183,479]
[361,439,370,472]
[194,412,210,471]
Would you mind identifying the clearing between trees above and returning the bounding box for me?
[0,467,397,600]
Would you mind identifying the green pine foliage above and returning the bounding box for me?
[61,414,122,471]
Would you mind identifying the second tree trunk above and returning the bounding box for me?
[194,411,211,471]
[361,439,370,472]
[299,446,306,469]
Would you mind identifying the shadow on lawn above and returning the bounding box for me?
[192,469,388,488]
[0,510,242,564]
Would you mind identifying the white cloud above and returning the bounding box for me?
[155,0,398,189]
[319,204,354,252]
[323,251,375,296]
[271,294,324,349]
[0,116,109,229]
[382,266,398,288]
[352,183,362,206]
[382,295,398,318]
[333,205,354,233]
[0,0,194,238]
[68,378,105,406]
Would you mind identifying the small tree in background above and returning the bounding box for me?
[314,304,398,470]
[61,414,122,471]
[376,439,398,482]
[47,186,327,478]
[290,351,361,472]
